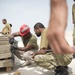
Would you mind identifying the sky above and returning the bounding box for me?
[0,0,74,35]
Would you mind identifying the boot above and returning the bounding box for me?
[55,66,69,75]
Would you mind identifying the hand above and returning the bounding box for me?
[32,52,36,58]
[10,44,18,50]
[9,37,14,44]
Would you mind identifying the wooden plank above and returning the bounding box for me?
[6,67,12,72]
[0,41,9,45]
[0,53,12,59]
[0,59,13,68]
[0,45,11,54]
[0,36,9,41]
[0,36,10,45]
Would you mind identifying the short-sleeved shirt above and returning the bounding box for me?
[40,29,50,49]
[2,23,11,34]
[21,34,38,50]
[40,28,73,60]
[72,3,75,24]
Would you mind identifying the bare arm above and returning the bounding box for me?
[72,4,75,24]
[46,0,74,54]
[32,48,51,58]
[10,32,20,38]
[33,48,50,56]
[17,43,35,51]
[34,50,46,55]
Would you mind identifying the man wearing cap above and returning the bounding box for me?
[9,24,38,66]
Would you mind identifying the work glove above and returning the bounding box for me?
[9,37,14,44]
[10,44,18,50]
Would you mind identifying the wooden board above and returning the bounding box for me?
[0,59,13,68]
[0,53,12,59]
[0,45,11,54]
[0,41,9,45]
[6,67,12,72]
[0,36,14,70]
[0,36,9,41]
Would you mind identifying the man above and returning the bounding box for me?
[33,22,73,75]
[72,0,75,58]
[9,24,38,66]
[72,0,75,46]
[46,0,75,54]
[0,19,11,35]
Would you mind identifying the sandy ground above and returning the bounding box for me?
[0,56,75,75]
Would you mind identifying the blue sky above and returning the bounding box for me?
[0,0,74,34]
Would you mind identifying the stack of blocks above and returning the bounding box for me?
[0,35,14,72]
